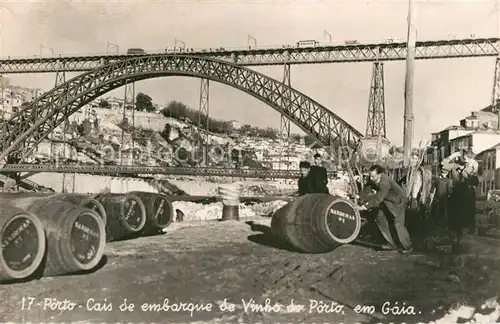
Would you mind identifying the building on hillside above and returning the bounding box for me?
[230,120,242,130]
[449,129,500,156]
[460,111,481,129]
[476,143,500,198]
[0,99,12,120]
[430,125,476,161]
[461,108,499,129]
[107,98,123,110]
[31,88,44,100]
[428,108,500,164]
[5,94,22,108]
[260,158,298,170]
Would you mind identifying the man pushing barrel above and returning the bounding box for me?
[356,165,413,254]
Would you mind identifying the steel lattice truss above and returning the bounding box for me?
[0,164,337,179]
[492,58,500,108]
[0,55,363,163]
[1,38,499,73]
[366,62,386,137]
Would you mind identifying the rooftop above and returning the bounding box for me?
[477,142,500,155]
[435,106,500,135]
[471,129,500,135]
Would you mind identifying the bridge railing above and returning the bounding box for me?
[0,164,340,179]
[2,37,497,61]
[1,164,337,178]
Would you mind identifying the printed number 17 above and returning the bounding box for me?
[21,297,35,310]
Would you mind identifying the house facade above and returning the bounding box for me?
[449,130,500,156]
[476,144,500,198]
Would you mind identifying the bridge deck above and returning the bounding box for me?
[0,164,339,179]
[0,38,498,73]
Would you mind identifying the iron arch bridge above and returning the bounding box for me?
[0,55,363,162]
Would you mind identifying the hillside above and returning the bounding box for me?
[1,79,337,176]
[36,98,323,172]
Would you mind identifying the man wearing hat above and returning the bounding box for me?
[432,166,453,227]
[459,148,479,235]
[441,148,479,242]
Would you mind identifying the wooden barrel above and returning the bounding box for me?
[59,194,107,225]
[128,191,173,234]
[94,193,146,241]
[218,183,241,221]
[0,193,107,225]
[0,203,46,283]
[0,194,106,277]
[271,194,361,253]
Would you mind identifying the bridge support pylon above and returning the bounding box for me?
[491,58,500,128]
[363,62,390,164]
[366,62,386,138]
[56,69,75,193]
[121,81,135,165]
[0,75,4,121]
[198,78,209,166]
[279,63,291,170]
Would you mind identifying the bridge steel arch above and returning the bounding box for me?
[0,55,363,162]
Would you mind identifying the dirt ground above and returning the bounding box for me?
[2,217,500,324]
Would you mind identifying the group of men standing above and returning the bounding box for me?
[296,147,479,254]
[297,153,413,253]
[433,148,478,242]
[356,148,479,253]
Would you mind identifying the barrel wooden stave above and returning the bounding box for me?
[39,201,105,277]
[293,194,334,253]
[94,193,146,242]
[0,193,107,225]
[271,195,312,249]
[128,191,173,234]
[0,203,46,282]
[271,194,361,253]
[0,194,106,277]
[58,194,108,226]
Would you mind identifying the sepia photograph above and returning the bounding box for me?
[1,0,500,323]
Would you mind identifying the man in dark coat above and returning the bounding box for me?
[432,166,453,227]
[445,149,478,238]
[357,164,413,253]
[297,160,329,196]
[309,153,329,194]
[297,161,313,196]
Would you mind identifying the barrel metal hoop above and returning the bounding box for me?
[132,196,146,230]
[69,211,106,269]
[0,213,45,279]
[323,199,361,244]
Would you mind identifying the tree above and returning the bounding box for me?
[162,101,189,119]
[99,100,110,109]
[160,100,283,138]
[136,93,155,112]
[304,135,321,148]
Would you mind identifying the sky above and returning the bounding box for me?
[1,0,500,146]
